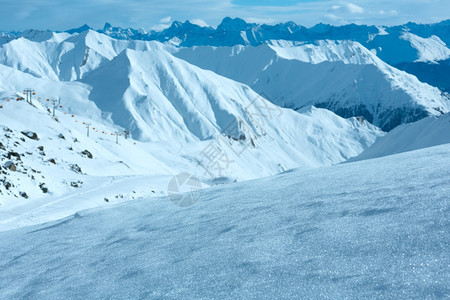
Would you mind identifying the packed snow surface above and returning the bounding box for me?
[0,144,448,298]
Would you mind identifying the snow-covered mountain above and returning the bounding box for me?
[0,97,384,227]
[55,18,449,54]
[60,18,449,94]
[0,30,168,81]
[1,20,449,298]
[0,86,180,202]
[1,24,448,216]
[58,18,450,64]
[4,27,445,132]
[0,32,385,203]
[175,40,449,131]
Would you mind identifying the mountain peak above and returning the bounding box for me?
[217,17,250,31]
[65,24,92,34]
[309,23,332,33]
[167,20,201,30]
[103,22,113,31]
[169,21,183,29]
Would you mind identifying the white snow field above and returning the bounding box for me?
[0,143,449,298]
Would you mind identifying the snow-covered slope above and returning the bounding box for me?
[81,47,385,179]
[350,113,450,162]
[20,29,72,43]
[0,143,448,298]
[0,89,181,201]
[175,40,449,131]
[0,48,384,205]
[400,32,450,63]
[0,30,167,81]
[0,94,383,229]
[0,64,104,121]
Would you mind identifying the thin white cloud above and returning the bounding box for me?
[151,23,171,32]
[152,16,173,32]
[378,9,398,17]
[244,17,277,25]
[160,16,172,23]
[347,3,364,14]
[330,3,364,14]
[190,19,209,27]
[324,13,340,22]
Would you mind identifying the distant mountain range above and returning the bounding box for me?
[2,17,450,93]
[1,20,449,132]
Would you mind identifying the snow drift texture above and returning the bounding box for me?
[0,144,448,298]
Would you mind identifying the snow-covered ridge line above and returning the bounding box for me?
[1,28,448,133]
[3,17,449,47]
[4,19,450,97]
[2,18,449,63]
[400,32,450,63]
[175,40,450,131]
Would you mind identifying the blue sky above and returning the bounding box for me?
[0,0,449,31]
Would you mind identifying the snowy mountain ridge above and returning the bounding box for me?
[0,42,384,205]
[3,18,450,92]
[1,29,448,132]
[3,18,450,63]
[0,30,169,81]
[175,40,450,131]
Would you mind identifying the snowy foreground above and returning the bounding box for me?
[0,144,449,298]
